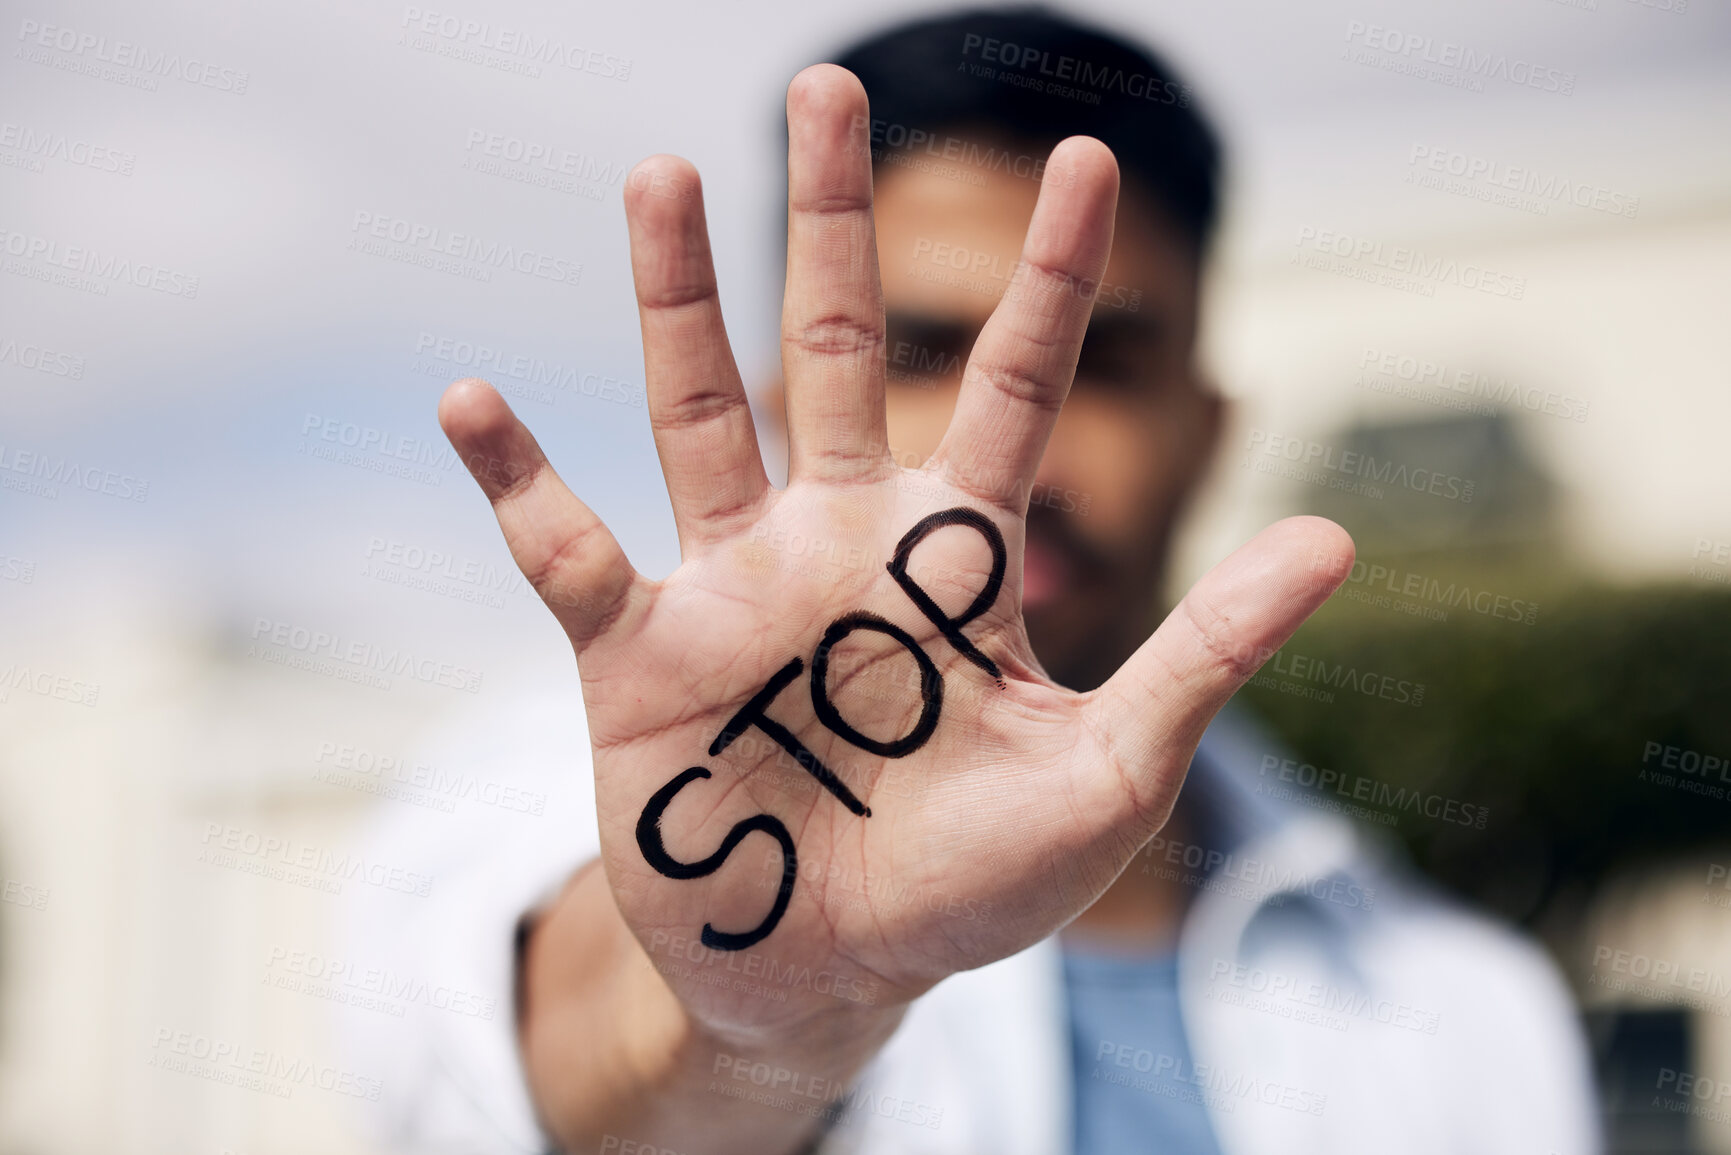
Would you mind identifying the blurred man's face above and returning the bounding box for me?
[870,150,1222,690]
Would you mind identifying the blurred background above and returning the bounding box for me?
[2,0,1728,1151]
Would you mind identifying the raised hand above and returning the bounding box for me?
[439,63,1352,1054]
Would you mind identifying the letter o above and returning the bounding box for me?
[810,613,942,758]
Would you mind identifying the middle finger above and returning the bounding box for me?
[780,64,891,486]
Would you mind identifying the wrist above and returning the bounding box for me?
[666,997,908,1152]
[522,865,912,1154]
[686,990,908,1087]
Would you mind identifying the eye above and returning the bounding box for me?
[883,315,975,388]
[1074,317,1170,393]
[1075,337,1141,386]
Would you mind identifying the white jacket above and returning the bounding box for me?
[341,693,1601,1155]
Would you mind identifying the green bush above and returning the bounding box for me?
[1239,583,1731,932]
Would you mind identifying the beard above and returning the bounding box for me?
[1021,503,1168,693]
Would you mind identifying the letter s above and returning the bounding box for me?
[636,766,797,951]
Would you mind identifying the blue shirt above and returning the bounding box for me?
[1063,942,1225,1155]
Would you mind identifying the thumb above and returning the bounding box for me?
[1085,516,1354,827]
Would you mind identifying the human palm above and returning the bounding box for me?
[440,66,1353,1036]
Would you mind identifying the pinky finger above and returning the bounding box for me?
[439,378,640,650]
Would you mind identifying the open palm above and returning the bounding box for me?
[439,66,1353,1038]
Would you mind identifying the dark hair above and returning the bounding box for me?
[830,7,1223,256]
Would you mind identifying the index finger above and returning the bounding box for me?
[925,137,1119,513]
